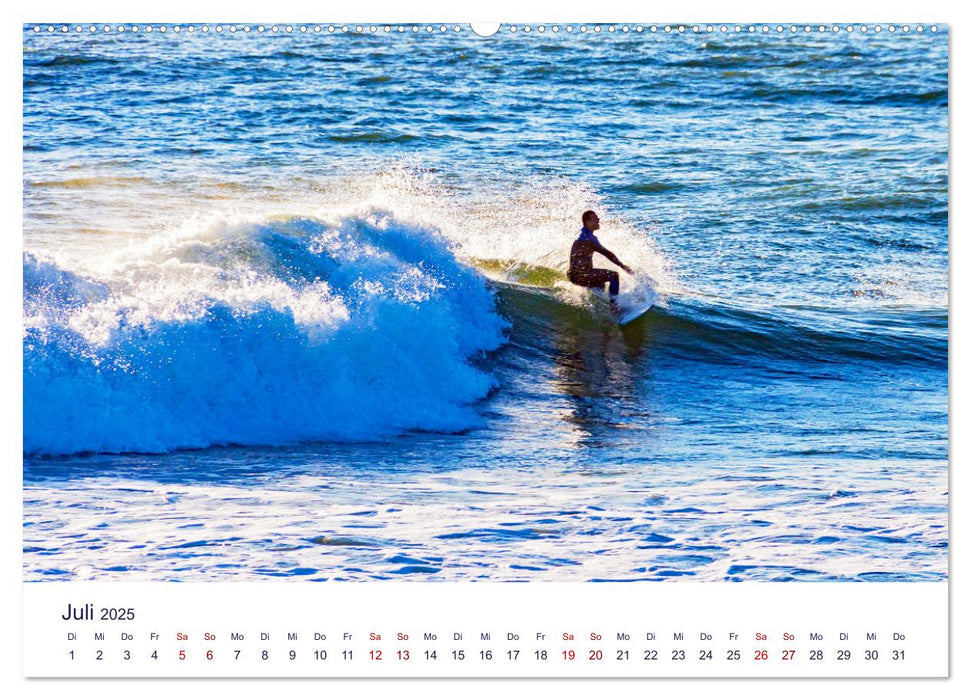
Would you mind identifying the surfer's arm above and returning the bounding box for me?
[595,243,633,274]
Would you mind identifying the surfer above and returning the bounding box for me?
[567,210,633,305]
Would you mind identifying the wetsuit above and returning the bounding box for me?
[568,226,622,296]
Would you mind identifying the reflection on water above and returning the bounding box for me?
[549,305,651,445]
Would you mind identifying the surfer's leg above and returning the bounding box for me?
[570,270,607,292]
[575,271,619,311]
[589,269,620,296]
[607,271,619,297]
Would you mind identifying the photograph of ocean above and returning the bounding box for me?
[23,24,948,582]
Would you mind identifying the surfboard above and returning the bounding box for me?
[617,289,657,325]
[618,300,653,325]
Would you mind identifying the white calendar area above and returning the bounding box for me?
[23,582,947,677]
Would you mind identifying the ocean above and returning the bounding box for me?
[23,24,948,581]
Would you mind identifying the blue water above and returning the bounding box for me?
[22,24,948,582]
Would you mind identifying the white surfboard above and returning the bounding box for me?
[617,289,656,325]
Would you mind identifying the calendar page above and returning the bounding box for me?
[19,6,951,687]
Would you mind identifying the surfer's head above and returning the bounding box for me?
[582,210,600,231]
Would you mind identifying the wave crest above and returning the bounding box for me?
[23,212,507,455]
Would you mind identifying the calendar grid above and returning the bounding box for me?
[24,582,948,678]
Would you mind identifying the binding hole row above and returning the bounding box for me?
[31,24,940,35]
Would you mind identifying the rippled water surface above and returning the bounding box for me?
[23,25,948,581]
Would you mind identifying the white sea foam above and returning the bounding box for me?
[24,210,507,455]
